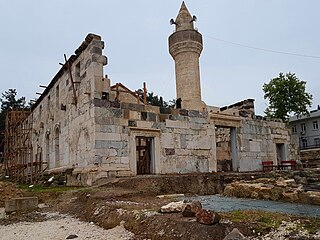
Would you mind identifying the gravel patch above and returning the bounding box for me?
[0,212,134,240]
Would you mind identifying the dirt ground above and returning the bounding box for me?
[1,172,320,240]
[0,184,253,240]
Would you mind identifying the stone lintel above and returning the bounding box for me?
[210,113,241,128]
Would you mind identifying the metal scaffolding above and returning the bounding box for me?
[2,109,45,183]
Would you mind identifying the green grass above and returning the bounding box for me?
[222,210,290,234]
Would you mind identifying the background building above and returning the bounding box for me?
[290,107,320,167]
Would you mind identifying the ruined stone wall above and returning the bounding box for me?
[93,100,216,179]
[238,118,291,171]
[300,149,320,167]
[27,34,108,171]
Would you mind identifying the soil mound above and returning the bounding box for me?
[0,182,24,207]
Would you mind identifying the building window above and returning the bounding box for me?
[75,62,80,81]
[56,85,59,108]
[313,121,319,130]
[292,125,297,134]
[301,138,308,148]
[47,95,51,111]
[301,123,306,132]
[315,138,320,147]
[39,105,42,118]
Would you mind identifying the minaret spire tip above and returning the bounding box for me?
[174,1,195,31]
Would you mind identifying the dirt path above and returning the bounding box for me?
[0,211,134,240]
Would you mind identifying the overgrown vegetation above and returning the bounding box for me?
[222,209,320,235]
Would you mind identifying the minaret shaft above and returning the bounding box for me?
[169,2,206,111]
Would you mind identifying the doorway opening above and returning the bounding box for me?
[215,126,238,172]
[136,137,154,175]
[276,143,286,164]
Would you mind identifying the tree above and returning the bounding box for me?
[0,89,26,161]
[135,89,175,108]
[263,72,312,122]
[0,89,25,112]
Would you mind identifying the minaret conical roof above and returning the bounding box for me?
[175,1,195,31]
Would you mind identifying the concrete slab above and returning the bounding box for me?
[5,197,38,213]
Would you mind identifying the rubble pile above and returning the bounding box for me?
[223,177,320,205]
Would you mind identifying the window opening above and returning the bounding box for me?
[313,121,319,130]
[292,125,297,134]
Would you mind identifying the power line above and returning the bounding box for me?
[203,35,320,59]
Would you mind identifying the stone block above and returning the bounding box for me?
[187,135,212,150]
[191,149,210,156]
[92,99,111,108]
[110,101,120,108]
[180,134,188,149]
[128,120,137,127]
[98,124,120,133]
[145,105,160,114]
[190,122,201,130]
[161,133,175,148]
[148,112,157,122]
[96,132,121,141]
[223,228,245,240]
[188,110,200,117]
[120,157,129,164]
[136,121,153,128]
[176,115,189,121]
[179,109,189,116]
[95,140,127,149]
[129,110,140,120]
[159,114,169,122]
[95,148,117,157]
[190,117,208,124]
[111,109,122,118]
[95,116,114,125]
[121,102,145,112]
[123,109,130,119]
[166,119,189,129]
[117,148,128,157]
[249,141,261,152]
[165,148,175,155]
[171,109,179,115]
[169,115,178,120]
[5,197,38,213]
[175,148,190,156]
[118,118,128,126]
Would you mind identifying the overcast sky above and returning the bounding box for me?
[1,0,319,115]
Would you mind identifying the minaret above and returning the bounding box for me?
[169,2,206,111]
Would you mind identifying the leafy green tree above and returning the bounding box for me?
[135,89,175,108]
[263,72,312,122]
[146,92,175,108]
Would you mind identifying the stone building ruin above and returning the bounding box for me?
[3,2,293,185]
